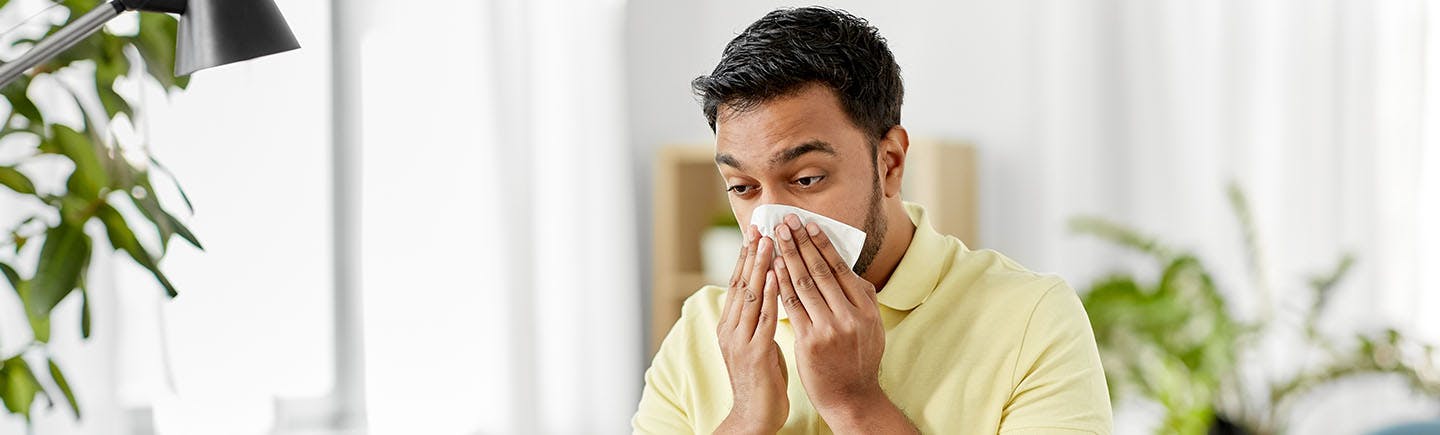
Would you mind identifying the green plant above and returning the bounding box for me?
[0,0,198,424]
[1073,183,1440,435]
[710,207,739,228]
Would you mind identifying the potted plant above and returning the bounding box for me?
[1072,183,1440,434]
[701,208,741,286]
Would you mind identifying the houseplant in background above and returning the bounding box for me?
[0,0,199,423]
[1073,183,1440,435]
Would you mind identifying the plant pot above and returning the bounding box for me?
[1209,415,1250,435]
[701,226,743,286]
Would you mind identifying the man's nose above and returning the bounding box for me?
[756,189,797,211]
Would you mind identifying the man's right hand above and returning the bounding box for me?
[715,225,789,434]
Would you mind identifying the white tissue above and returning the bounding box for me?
[749,204,868,270]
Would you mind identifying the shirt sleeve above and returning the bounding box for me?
[632,295,700,434]
[998,280,1114,435]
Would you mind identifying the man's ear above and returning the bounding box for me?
[878,125,909,198]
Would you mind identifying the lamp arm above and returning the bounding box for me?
[0,0,125,88]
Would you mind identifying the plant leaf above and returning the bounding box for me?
[0,262,19,290]
[1069,216,1173,260]
[0,166,37,195]
[129,192,175,252]
[94,35,132,120]
[9,36,42,50]
[1,76,43,124]
[166,211,202,250]
[128,173,202,252]
[46,359,79,419]
[1308,253,1355,315]
[28,222,91,337]
[26,289,51,343]
[96,203,177,297]
[0,356,43,420]
[147,156,194,214]
[131,13,188,90]
[48,125,110,200]
[80,285,91,339]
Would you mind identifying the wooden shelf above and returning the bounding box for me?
[649,140,977,356]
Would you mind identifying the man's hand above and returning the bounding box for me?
[771,214,918,434]
[715,225,789,434]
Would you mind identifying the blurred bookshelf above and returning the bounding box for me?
[649,140,977,355]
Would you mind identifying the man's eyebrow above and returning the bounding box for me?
[715,153,743,169]
[770,140,836,165]
[714,140,837,170]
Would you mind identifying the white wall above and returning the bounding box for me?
[137,0,334,430]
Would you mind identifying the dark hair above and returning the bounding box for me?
[692,7,904,154]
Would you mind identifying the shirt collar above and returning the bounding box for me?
[876,201,955,311]
[780,202,957,319]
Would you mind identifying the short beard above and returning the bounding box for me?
[852,170,887,275]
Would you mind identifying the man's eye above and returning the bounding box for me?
[726,185,755,195]
[795,175,825,187]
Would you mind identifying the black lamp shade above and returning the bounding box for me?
[174,0,300,76]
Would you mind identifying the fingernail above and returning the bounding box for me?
[807,222,820,236]
[777,224,791,241]
[785,214,801,230]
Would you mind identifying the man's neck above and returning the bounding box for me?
[859,201,916,292]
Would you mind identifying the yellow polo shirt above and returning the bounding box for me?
[633,202,1112,434]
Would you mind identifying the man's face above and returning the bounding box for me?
[714,83,887,274]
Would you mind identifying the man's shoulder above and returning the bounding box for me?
[648,286,727,370]
[942,247,1071,303]
[677,285,729,324]
[939,248,1096,358]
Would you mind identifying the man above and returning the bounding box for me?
[633,7,1111,434]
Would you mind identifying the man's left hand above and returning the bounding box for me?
[770,213,916,433]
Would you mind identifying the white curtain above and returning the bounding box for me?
[358,0,640,433]
[1029,0,1440,433]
